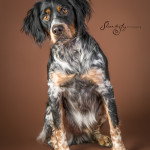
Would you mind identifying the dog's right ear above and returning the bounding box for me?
[22,2,46,44]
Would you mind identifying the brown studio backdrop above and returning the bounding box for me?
[0,0,150,150]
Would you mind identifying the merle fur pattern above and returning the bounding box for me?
[22,0,121,148]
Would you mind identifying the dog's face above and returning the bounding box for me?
[22,0,91,44]
[40,0,76,44]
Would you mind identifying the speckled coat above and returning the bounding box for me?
[22,0,126,149]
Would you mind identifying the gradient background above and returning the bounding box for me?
[0,0,150,150]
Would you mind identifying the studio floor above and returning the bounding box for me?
[1,118,150,150]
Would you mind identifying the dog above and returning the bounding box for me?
[22,0,126,149]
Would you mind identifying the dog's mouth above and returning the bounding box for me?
[51,32,73,44]
[55,34,72,44]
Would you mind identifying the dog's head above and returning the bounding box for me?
[22,0,91,44]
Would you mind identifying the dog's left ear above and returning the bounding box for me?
[68,0,91,34]
[22,2,46,44]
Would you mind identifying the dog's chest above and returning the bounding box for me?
[51,41,92,73]
[59,48,81,71]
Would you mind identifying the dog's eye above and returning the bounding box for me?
[57,5,69,15]
[62,8,69,14]
[43,15,50,21]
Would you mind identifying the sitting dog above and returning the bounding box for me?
[22,0,126,149]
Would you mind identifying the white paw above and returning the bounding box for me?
[36,128,46,143]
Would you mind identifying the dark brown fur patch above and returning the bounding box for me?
[81,69,103,85]
[50,72,76,87]
[69,24,76,37]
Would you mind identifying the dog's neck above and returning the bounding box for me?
[50,31,94,74]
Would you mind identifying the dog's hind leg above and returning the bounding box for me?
[70,125,112,147]
[91,105,113,148]
[92,123,113,148]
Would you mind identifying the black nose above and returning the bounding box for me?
[52,25,64,35]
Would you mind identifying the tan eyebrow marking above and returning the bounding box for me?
[57,5,62,13]
[69,23,76,37]
[45,9,51,14]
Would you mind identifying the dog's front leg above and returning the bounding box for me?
[98,81,126,150]
[48,83,70,150]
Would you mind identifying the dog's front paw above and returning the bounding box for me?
[112,148,126,150]
[112,143,126,150]
[97,135,113,148]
